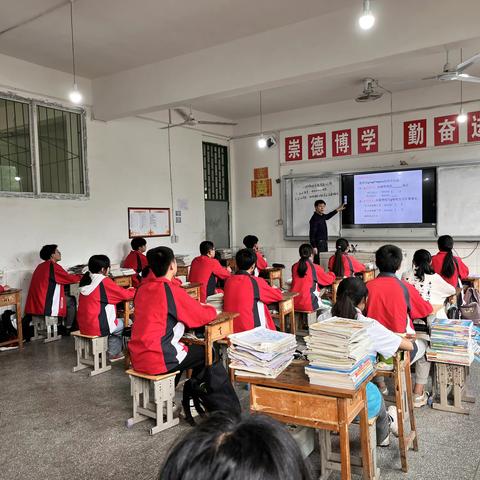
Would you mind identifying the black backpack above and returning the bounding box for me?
[0,310,18,342]
[182,361,241,426]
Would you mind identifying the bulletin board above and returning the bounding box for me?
[128,207,171,238]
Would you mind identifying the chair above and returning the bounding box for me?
[71,331,111,376]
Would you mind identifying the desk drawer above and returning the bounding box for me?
[114,277,131,287]
[0,294,17,306]
[207,320,233,342]
[280,299,293,313]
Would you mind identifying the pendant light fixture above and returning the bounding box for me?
[358,0,375,30]
[457,49,467,123]
[68,0,82,104]
[257,91,267,149]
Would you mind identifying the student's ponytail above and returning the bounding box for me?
[331,277,368,320]
[332,238,349,277]
[438,235,455,278]
[79,255,111,287]
[79,272,92,287]
[297,244,313,278]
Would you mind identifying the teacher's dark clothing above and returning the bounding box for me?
[309,210,338,258]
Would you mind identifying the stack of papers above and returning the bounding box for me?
[110,268,136,277]
[426,319,474,366]
[304,317,374,389]
[216,248,233,260]
[206,293,224,313]
[68,264,87,275]
[228,327,297,378]
[175,254,192,266]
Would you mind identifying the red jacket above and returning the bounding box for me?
[366,274,432,333]
[431,252,469,287]
[223,272,283,333]
[0,285,6,293]
[25,261,81,317]
[77,275,135,337]
[129,277,217,374]
[328,254,366,277]
[188,255,231,302]
[291,260,335,311]
[123,250,148,287]
[256,251,268,272]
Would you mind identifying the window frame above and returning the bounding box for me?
[0,91,89,199]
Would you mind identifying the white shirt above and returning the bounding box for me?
[402,269,456,305]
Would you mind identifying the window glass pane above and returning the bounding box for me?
[203,142,228,201]
[0,98,33,192]
[37,105,85,194]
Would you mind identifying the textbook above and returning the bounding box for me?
[206,293,224,313]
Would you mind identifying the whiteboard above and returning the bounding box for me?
[284,175,341,239]
[437,165,480,238]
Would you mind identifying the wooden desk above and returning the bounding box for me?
[263,267,284,288]
[464,276,480,291]
[362,269,376,283]
[181,282,201,302]
[0,289,22,349]
[176,265,190,278]
[182,312,238,365]
[225,258,237,271]
[236,361,373,480]
[112,275,134,326]
[270,291,298,335]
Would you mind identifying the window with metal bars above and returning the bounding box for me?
[203,142,228,201]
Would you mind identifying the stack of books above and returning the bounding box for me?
[304,317,374,389]
[175,254,193,266]
[426,319,474,366]
[228,327,297,378]
[216,248,233,260]
[110,267,136,277]
[206,293,224,313]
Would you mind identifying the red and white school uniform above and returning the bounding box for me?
[122,250,148,287]
[77,274,135,337]
[129,277,217,375]
[366,273,433,334]
[223,271,283,333]
[25,260,81,317]
[327,254,366,277]
[291,260,335,311]
[431,252,469,288]
[188,255,231,302]
[255,251,268,275]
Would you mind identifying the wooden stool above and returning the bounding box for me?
[375,352,418,472]
[318,416,380,480]
[126,369,179,435]
[432,362,475,414]
[71,331,111,376]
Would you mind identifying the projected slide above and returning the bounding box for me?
[354,170,423,224]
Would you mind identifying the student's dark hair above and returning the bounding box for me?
[159,412,313,480]
[243,235,259,249]
[200,240,215,255]
[331,277,368,320]
[375,244,403,273]
[412,249,434,282]
[314,199,326,207]
[79,255,111,287]
[236,248,257,271]
[332,238,349,277]
[131,237,147,250]
[437,235,456,278]
[146,246,175,277]
[39,244,58,261]
[297,244,313,278]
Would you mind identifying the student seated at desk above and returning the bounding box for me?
[243,235,268,275]
[128,246,217,378]
[291,244,335,311]
[332,277,414,446]
[188,241,231,302]
[366,245,433,407]
[122,237,148,287]
[25,244,81,332]
[431,235,469,288]
[328,238,366,278]
[224,249,283,333]
[77,255,135,361]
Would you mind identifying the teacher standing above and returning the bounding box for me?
[309,199,346,264]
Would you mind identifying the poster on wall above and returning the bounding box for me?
[128,207,171,238]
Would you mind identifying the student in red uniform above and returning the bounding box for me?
[25,244,81,331]
[431,235,469,288]
[291,244,335,312]
[188,241,231,302]
[122,237,148,287]
[243,235,268,275]
[328,238,366,278]
[366,245,433,407]
[129,247,217,378]
[223,249,283,333]
[77,255,135,360]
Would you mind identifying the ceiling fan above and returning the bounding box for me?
[423,51,480,83]
[161,107,237,129]
[355,78,384,102]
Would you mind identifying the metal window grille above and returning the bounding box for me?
[203,142,228,201]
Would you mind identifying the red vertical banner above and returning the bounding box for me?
[308,132,326,159]
[404,119,427,149]
[357,125,378,154]
[332,129,352,156]
[434,115,459,146]
[285,135,303,161]
[467,111,480,142]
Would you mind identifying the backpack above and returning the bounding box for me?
[182,360,241,426]
[0,310,18,342]
[460,287,480,324]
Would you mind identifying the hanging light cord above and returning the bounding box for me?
[460,48,464,112]
[259,91,263,136]
[70,0,77,86]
